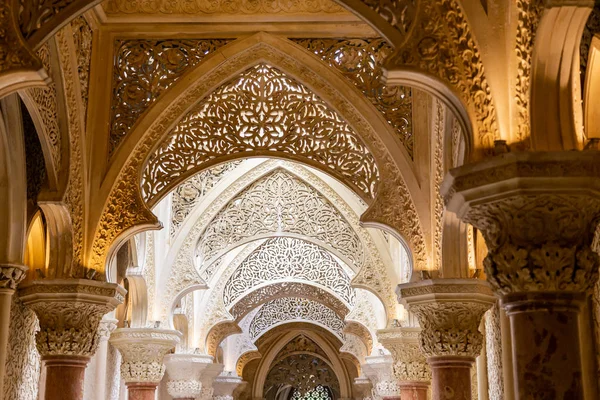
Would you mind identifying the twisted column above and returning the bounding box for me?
[19,279,125,400]
[0,264,27,395]
[378,327,430,400]
[109,328,181,400]
[398,279,495,400]
[164,353,214,399]
[444,151,600,399]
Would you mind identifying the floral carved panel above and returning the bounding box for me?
[293,38,413,156]
[141,63,380,201]
[196,169,365,270]
[223,237,355,307]
[249,298,346,340]
[110,39,231,154]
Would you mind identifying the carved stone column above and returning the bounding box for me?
[164,353,214,399]
[397,279,495,400]
[443,151,600,400]
[0,264,27,395]
[109,328,181,400]
[212,373,244,400]
[18,279,125,400]
[362,353,400,400]
[377,327,430,400]
[84,318,118,400]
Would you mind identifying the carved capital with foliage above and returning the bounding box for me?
[109,328,181,383]
[443,152,600,297]
[19,279,125,357]
[377,327,430,382]
[164,353,214,398]
[397,279,495,358]
[0,264,27,290]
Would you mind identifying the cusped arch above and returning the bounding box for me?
[93,32,428,275]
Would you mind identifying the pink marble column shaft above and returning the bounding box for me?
[399,381,429,400]
[504,293,584,399]
[43,355,89,400]
[127,382,159,400]
[428,356,473,400]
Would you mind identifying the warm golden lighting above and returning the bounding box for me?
[24,211,48,278]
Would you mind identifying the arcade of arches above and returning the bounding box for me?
[1,1,600,400]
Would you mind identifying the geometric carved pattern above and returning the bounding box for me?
[249,298,346,340]
[265,354,339,397]
[197,169,364,269]
[223,237,355,306]
[170,161,241,236]
[293,39,413,156]
[110,39,230,154]
[141,64,379,201]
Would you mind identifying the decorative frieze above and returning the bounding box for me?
[109,328,181,383]
[19,279,125,358]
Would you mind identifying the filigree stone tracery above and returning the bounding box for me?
[141,63,380,201]
[265,354,340,396]
[249,298,346,340]
[171,161,241,236]
[293,38,413,155]
[110,39,230,153]
[223,237,355,307]
[197,169,365,270]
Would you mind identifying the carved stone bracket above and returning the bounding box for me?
[109,328,181,383]
[0,264,28,291]
[19,279,125,358]
[397,279,495,359]
[164,353,214,399]
[377,327,430,383]
[442,151,600,300]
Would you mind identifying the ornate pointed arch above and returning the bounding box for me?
[92,32,428,278]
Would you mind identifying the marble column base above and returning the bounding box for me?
[503,292,584,400]
[43,355,89,400]
[126,382,159,400]
[399,381,429,400]
[428,356,474,400]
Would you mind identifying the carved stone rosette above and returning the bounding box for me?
[442,151,600,399]
[377,327,430,383]
[0,264,28,291]
[397,279,495,359]
[109,328,181,383]
[19,279,126,358]
[442,151,600,301]
[164,353,214,399]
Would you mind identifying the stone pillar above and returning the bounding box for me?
[443,151,600,400]
[83,317,118,400]
[18,279,125,400]
[109,327,182,400]
[0,264,27,395]
[377,327,430,400]
[212,373,244,400]
[397,279,495,400]
[164,353,214,399]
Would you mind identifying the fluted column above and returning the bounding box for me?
[0,264,27,395]
[18,279,125,400]
[109,328,181,400]
[378,327,430,400]
[443,151,600,400]
[164,353,214,399]
[397,279,495,400]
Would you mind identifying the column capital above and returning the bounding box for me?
[0,264,27,291]
[109,327,181,383]
[442,151,600,297]
[397,279,495,359]
[213,374,244,400]
[98,318,118,343]
[18,279,125,358]
[377,327,430,383]
[164,353,214,399]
